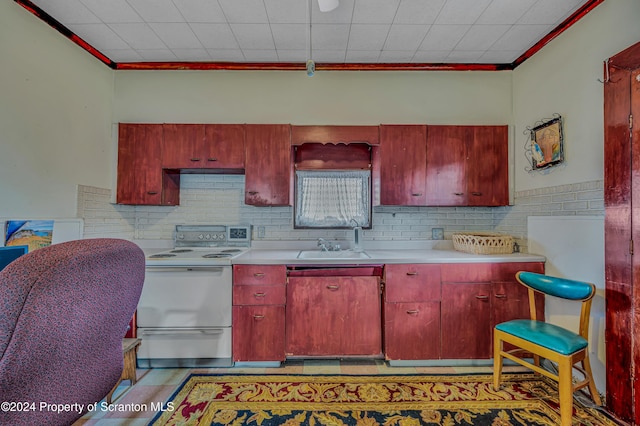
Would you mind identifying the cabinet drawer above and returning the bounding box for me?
[233,265,287,285]
[384,264,441,302]
[234,285,286,305]
[493,262,545,280]
[441,263,494,282]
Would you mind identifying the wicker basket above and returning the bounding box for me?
[452,232,514,255]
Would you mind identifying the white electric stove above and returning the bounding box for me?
[138,224,251,368]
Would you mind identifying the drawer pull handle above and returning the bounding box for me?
[247,191,259,195]
[411,192,423,197]
[475,295,489,300]
[406,271,418,276]
[207,158,218,162]
[254,292,266,298]
[253,315,265,320]
[406,309,419,315]
[190,158,201,162]
[454,192,464,196]
[253,272,265,277]
[147,191,158,195]
[326,285,340,290]
[494,294,507,299]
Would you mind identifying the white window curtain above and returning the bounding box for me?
[295,170,371,228]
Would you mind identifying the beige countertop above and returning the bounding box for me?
[232,248,545,265]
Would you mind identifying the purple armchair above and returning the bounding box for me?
[0,238,145,426]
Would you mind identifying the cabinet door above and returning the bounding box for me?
[441,283,492,359]
[203,124,245,169]
[233,305,285,362]
[379,125,427,205]
[286,276,382,357]
[162,124,205,169]
[426,126,467,206]
[384,301,440,360]
[244,124,291,206]
[466,126,509,206]
[117,124,179,205]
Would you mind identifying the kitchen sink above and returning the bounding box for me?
[297,250,371,260]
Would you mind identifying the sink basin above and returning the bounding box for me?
[297,250,370,260]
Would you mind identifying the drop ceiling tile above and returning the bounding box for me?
[241,49,279,61]
[171,48,211,61]
[435,0,492,25]
[476,0,537,24]
[518,0,582,25]
[346,50,382,62]
[418,25,469,50]
[127,0,183,22]
[136,48,178,61]
[312,0,354,24]
[384,24,429,51]
[352,0,399,24]
[67,23,129,50]
[108,23,167,49]
[378,50,415,62]
[231,24,276,50]
[172,0,227,23]
[479,50,520,63]
[348,24,391,51]
[491,24,551,51]
[102,49,143,62]
[206,48,246,61]
[191,23,238,49]
[149,23,202,49]
[311,24,350,51]
[219,0,269,24]
[446,50,484,62]
[394,0,446,25]
[456,24,510,51]
[412,50,451,62]
[264,0,307,24]
[271,24,308,50]
[80,0,142,23]
[31,0,100,24]
[311,49,346,63]
[276,49,308,62]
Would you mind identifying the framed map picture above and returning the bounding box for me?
[530,116,564,170]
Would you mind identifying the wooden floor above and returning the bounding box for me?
[74,359,528,425]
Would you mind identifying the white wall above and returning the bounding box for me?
[0,1,115,219]
[512,0,640,193]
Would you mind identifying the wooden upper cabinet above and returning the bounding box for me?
[244,124,292,206]
[426,125,509,206]
[162,124,245,170]
[379,125,427,205]
[117,123,179,206]
[291,125,379,146]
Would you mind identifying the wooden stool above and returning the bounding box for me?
[106,338,141,404]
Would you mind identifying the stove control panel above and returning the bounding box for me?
[174,224,251,247]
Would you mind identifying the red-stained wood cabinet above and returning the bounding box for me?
[384,264,441,361]
[162,124,245,170]
[232,265,287,362]
[244,124,292,206]
[286,275,382,357]
[379,125,428,205]
[426,125,509,206]
[116,123,179,205]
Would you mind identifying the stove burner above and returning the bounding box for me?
[202,253,233,259]
[149,253,177,258]
[221,249,242,253]
[170,249,193,253]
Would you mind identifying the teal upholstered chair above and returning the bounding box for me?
[493,271,601,426]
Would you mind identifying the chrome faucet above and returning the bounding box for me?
[350,219,363,252]
[317,238,332,251]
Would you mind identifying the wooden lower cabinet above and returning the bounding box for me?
[286,276,382,357]
[384,301,441,360]
[232,305,285,362]
[232,265,286,362]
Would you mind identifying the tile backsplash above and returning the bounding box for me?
[78,175,603,252]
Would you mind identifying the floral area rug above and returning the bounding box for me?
[149,374,619,425]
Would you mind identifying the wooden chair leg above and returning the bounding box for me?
[558,357,574,426]
[493,333,503,391]
[581,355,602,405]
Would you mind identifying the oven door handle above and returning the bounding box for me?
[145,266,227,273]
[140,328,225,336]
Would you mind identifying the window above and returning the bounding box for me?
[294,170,371,228]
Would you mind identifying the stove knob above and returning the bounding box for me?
[205,234,211,240]
[198,234,204,240]
[177,233,185,240]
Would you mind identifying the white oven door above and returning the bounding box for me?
[137,266,232,328]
